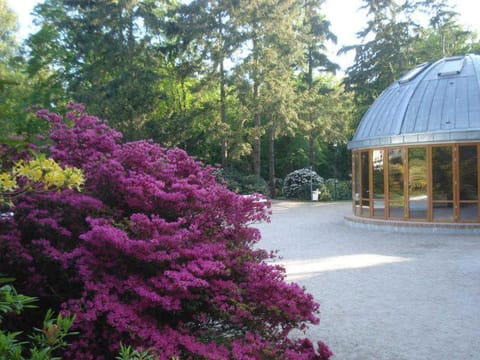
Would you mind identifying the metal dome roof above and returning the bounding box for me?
[348,54,480,150]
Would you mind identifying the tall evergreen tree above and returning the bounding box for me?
[298,74,353,169]
[297,0,338,167]
[0,0,17,66]
[234,0,302,183]
[0,0,16,135]
[412,0,478,61]
[342,0,480,129]
[169,0,240,166]
[341,0,418,113]
[263,49,299,195]
[0,0,25,136]
[0,0,18,95]
[27,0,170,140]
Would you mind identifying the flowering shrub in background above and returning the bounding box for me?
[0,155,84,207]
[13,156,84,191]
[0,104,331,359]
[283,168,324,200]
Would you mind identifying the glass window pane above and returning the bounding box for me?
[408,148,428,219]
[373,203,385,217]
[373,150,384,199]
[389,202,404,218]
[373,150,385,217]
[460,203,478,221]
[388,149,404,217]
[437,57,465,76]
[432,147,453,201]
[433,203,453,221]
[409,200,428,219]
[459,146,478,201]
[361,200,370,216]
[354,153,360,205]
[361,151,370,201]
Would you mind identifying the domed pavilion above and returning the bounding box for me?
[347,54,480,229]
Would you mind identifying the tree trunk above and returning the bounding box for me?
[253,88,261,176]
[308,129,314,168]
[219,15,228,167]
[252,35,261,177]
[220,58,228,167]
[268,121,276,197]
[308,45,314,168]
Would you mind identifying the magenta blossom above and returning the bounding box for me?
[0,103,331,359]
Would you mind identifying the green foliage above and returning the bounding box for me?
[28,0,169,140]
[0,276,37,321]
[5,0,354,179]
[412,0,477,61]
[116,344,159,360]
[342,0,418,107]
[273,135,309,178]
[297,76,354,172]
[343,0,480,120]
[314,141,351,182]
[0,330,24,360]
[168,0,240,166]
[30,309,77,357]
[318,183,332,201]
[0,275,77,360]
[10,0,480,193]
[233,0,305,178]
[215,168,270,195]
[0,77,18,91]
[116,344,180,360]
[0,0,31,138]
[324,178,352,201]
[295,0,348,170]
[0,0,18,61]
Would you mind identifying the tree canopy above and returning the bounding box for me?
[342,0,480,127]
[2,0,480,186]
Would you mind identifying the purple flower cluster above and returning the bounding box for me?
[0,104,331,359]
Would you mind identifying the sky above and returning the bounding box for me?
[7,0,480,72]
[322,0,480,71]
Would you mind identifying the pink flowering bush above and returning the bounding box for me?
[0,104,331,359]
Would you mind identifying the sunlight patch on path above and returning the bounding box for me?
[278,254,412,281]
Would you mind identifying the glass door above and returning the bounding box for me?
[388,148,404,218]
[408,148,428,219]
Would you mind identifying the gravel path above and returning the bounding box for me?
[255,200,480,360]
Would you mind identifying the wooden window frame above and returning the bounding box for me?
[386,147,406,220]
[371,149,386,219]
[456,143,480,223]
[406,146,429,222]
[430,145,454,222]
[351,143,480,223]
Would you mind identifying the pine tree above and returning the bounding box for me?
[27,0,169,140]
[297,0,338,167]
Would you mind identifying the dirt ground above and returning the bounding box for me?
[255,200,480,360]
